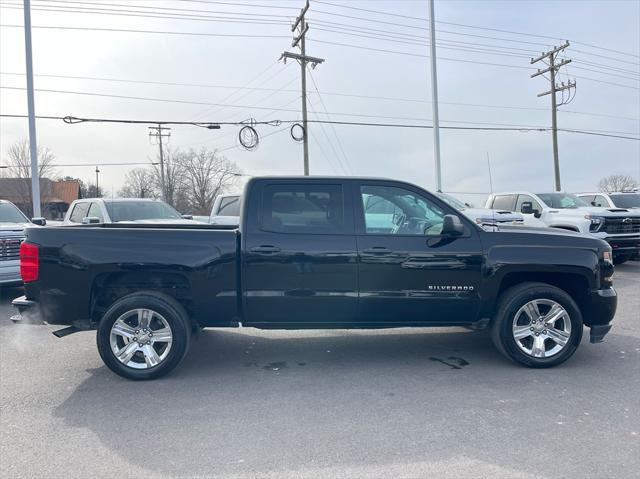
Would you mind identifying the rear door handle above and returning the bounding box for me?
[363,247,391,254]
[250,245,281,253]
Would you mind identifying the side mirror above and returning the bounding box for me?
[31,217,46,226]
[520,201,534,215]
[182,214,193,220]
[82,216,100,224]
[441,214,465,236]
[591,201,597,207]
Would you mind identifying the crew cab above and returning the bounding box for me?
[486,191,640,264]
[62,198,194,225]
[13,177,617,380]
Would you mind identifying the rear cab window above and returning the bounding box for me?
[261,184,345,234]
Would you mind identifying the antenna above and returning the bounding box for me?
[487,152,497,227]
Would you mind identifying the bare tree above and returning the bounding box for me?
[176,148,240,215]
[119,168,157,198]
[151,148,188,211]
[4,139,57,216]
[598,175,638,193]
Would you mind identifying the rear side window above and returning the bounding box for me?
[218,196,240,216]
[261,184,344,234]
[69,203,90,223]
[491,195,517,211]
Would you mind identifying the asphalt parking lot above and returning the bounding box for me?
[1,263,638,479]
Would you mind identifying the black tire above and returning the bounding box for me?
[491,282,583,368]
[96,291,191,380]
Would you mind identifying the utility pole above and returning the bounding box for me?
[23,0,41,217]
[95,166,100,197]
[427,0,442,192]
[531,41,576,192]
[149,125,171,200]
[281,0,324,176]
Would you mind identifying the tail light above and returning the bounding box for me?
[20,242,39,282]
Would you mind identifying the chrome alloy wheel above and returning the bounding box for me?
[109,308,173,369]
[512,299,571,358]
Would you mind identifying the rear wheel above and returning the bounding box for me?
[97,292,191,380]
[491,282,583,368]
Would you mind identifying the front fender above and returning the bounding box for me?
[480,244,599,316]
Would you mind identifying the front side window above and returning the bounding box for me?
[536,193,588,209]
[593,195,610,208]
[69,203,90,223]
[87,202,104,222]
[361,185,447,236]
[262,184,344,234]
[516,195,542,212]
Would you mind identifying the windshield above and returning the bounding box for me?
[610,194,640,208]
[105,201,182,222]
[0,202,29,223]
[436,193,466,211]
[536,193,589,209]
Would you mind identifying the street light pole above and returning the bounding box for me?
[428,0,442,192]
[23,0,41,217]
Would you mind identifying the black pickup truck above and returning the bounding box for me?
[12,177,617,379]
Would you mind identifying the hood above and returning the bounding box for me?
[0,222,30,233]
[210,215,240,226]
[461,208,523,223]
[555,206,639,217]
[116,218,196,225]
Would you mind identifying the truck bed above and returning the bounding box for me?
[22,225,240,328]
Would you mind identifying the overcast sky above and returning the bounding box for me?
[1,0,639,205]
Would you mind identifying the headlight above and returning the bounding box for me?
[585,215,604,232]
[602,251,614,282]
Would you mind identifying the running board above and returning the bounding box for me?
[52,326,81,338]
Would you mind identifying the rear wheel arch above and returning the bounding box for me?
[90,271,194,326]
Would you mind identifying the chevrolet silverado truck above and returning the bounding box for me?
[12,177,617,380]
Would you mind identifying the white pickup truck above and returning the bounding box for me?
[486,191,640,264]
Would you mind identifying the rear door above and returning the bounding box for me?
[243,180,358,325]
[355,181,484,325]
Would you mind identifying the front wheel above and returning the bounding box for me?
[491,282,583,368]
[97,292,191,380]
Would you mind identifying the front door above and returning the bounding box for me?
[243,181,358,325]
[355,182,483,325]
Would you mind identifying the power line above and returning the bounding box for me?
[3,71,636,121]
[2,114,638,140]
[0,23,289,38]
[312,0,640,60]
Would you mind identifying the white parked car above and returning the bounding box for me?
[0,200,46,286]
[62,198,195,225]
[576,191,639,210]
[210,194,241,226]
[436,193,523,226]
[486,191,640,264]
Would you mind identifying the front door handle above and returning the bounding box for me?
[363,247,391,254]
[250,245,281,253]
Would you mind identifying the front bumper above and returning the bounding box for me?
[604,236,640,258]
[584,287,617,343]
